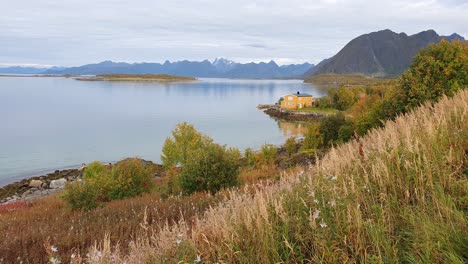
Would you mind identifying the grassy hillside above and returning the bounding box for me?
[86,90,467,263]
[304,73,395,86]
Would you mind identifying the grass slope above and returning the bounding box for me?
[90,90,467,263]
[304,73,394,86]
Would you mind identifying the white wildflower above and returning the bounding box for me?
[313,209,320,220]
[51,245,58,253]
[330,176,337,181]
[320,221,328,228]
[49,256,61,264]
[176,239,182,245]
[194,255,202,263]
[313,199,319,204]
[328,200,336,207]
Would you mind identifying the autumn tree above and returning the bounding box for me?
[399,39,467,111]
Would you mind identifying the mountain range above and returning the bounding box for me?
[35,59,313,79]
[2,29,464,79]
[305,29,465,77]
[0,66,65,74]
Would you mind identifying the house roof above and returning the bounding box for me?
[286,93,312,97]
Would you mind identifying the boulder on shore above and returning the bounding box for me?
[50,178,67,189]
[29,179,44,188]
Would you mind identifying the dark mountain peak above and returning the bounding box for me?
[412,29,439,41]
[442,33,465,41]
[361,29,398,39]
[373,29,396,35]
[307,29,460,77]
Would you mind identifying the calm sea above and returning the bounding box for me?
[0,77,328,185]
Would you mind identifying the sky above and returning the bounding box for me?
[1,0,467,67]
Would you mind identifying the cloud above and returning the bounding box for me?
[243,44,269,49]
[1,0,467,66]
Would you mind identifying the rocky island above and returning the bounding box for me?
[75,74,197,82]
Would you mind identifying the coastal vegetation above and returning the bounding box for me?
[161,123,241,195]
[76,74,197,82]
[62,159,154,210]
[0,40,466,263]
[86,88,467,263]
[304,73,394,86]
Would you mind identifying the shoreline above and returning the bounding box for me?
[74,74,198,82]
[0,138,297,204]
[258,104,329,122]
[0,159,164,204]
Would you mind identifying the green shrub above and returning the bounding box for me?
[301,124,322,152]
[244,147,256,166]
[81,161,113,201]
[284,137,297,157]
[319,112,347,145]
[62,181,99,211]
[338,123,354,142]
[108,159,153,200]
[62,159,154,210]
[258,144,277,165]
[180,143,241,194]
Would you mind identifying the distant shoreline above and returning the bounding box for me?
[74,74,197,82]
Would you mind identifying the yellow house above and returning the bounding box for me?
[280,92,313,109]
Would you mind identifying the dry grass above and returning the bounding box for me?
[87,90,467,263]
[0,191,223,263]
[237,165,281,185]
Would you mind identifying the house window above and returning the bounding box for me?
[288,96,293,101]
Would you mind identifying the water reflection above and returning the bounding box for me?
[0,77,329,184]
[276,120,309,138]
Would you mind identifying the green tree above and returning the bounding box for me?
[399,40,467,111]
[180,142,241,194]
[161,122,205,168]
[331,87,359,110]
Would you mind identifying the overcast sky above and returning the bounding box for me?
[1,0,467,67]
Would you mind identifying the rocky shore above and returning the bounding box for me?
[0,159,165,204]
[258,104,327,122]
[0,168,83,204]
